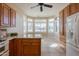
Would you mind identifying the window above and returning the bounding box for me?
[23,16,27,37]
[27,34,33,38]
[23,17,59,38]
[27,18,33,32]
[35,34,42,38]
[56,18,59,32]
[35,19,46,32]
[48,19,54,32]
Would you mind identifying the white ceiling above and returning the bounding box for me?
[13,3,68,17]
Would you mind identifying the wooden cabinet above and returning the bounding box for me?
[63,5,70,18]
[59,10,66,48]
[59,5,70,48]
[63,5,70,36]
[9,38,41,56]
[21,38,41,56]
[59,10,64,36]
[76,4,79,12]
[0,3,16,27]
[9,39,14,56]
[0,4,10,27]
[10,8,16,27]
[9,38,22,56]
[69,3,78,15]
[59,3,79,48]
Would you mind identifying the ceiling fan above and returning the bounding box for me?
[31,3,53,12]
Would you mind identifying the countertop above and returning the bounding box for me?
[7,36,41,41]
[7,36,17,40]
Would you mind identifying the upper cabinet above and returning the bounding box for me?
[59,3,79,37]
[60,3,79,18]
[76,4,79,12]
[69,3,78,15]
[0,4,10,27]
[10,8,16,27]
[0,3,16,27]
[63,5,70,19]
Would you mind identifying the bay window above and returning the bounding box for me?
[23,17,59,38]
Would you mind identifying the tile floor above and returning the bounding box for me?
[41,35,66,56]
[41,33,79,56]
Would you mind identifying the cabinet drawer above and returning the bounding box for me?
[22,39,41,43]
[22,45,41,56]
[22,42,40,46]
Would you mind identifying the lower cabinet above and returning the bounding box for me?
[9,38,41,56]
[9,39,14,56]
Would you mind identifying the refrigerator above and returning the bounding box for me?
[66,13,79,56]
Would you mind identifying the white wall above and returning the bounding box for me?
[6,4,27,38]
[7,13,25,38]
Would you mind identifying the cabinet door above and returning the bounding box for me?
[76,4,79,12]
[10,9,16,27]
[9,39,22,56]
[22,42,41,56]
[13,39,22,56]
[1,4,10,27]
[69,3,78,15]
[64,6,70,18]
[22,39,41,56]
[9,39,14,56]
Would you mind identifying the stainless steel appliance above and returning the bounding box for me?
[0,40,9,56]
[66,13,79,55]
[0,29,9,56]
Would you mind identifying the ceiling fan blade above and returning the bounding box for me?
[38,3,44,5]
[43,4,53,8]
[40,6,43,12]
[31,5,39,9]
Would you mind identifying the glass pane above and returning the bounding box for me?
[35,34,41,38]
[48,19,54,32]
[4,16,9,24]
[35,22,41,32]
[56,19,59,32]
[24,34,27,38]
[35,19,46,23]
[27,18,33,32]
[27,34,33,38]
[35,19,46,32]
[4,8,9,25]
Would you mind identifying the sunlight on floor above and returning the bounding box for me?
[49,43,58,48]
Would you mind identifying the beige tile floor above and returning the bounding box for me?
[41,37,66,56]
